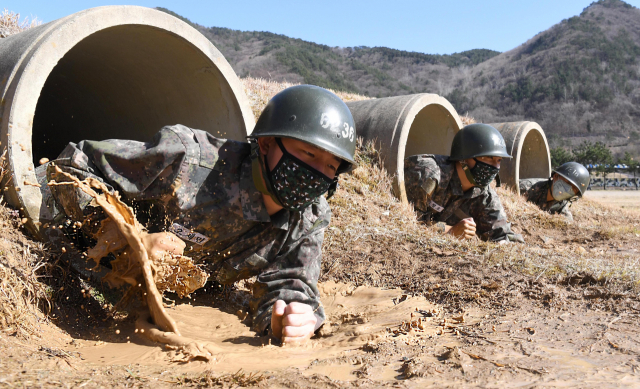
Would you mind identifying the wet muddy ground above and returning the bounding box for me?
[1,273,639,388]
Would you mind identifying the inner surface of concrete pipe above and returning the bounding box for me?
[0,6,255,234]
[346,94,462,203]
[489,121,551,195]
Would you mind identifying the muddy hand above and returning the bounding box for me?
[271,300,317,345]
[140,231,186,262]
[448,218,476,240]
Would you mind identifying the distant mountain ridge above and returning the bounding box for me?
[157,7,500,96]
[158,0,640,158]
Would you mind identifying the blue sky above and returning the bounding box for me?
[7,1,640,54]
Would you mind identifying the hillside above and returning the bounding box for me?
[458,0,640,157]
[156,7,500,98]
[159,0,640,158]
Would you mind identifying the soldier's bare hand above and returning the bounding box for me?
[140,231,186,262]
[448,218,476,240]
[271,300,317,345]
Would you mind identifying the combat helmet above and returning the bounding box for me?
[248,85,356,174]
[449,124,512,161]
[553,162,590,197]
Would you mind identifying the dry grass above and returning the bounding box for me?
[241,77,370,120]
[0,149,51,338]
[0,9,41,38]
[0,208,50,338]
[241,76,476,128]
[460,115,477,126]
[323,141,640,293]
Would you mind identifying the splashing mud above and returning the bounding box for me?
[49,167,214,359]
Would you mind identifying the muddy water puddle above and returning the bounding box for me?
[69,281,438,373]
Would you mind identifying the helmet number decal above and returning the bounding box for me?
[342,122,355,143]
[320,113,354,143]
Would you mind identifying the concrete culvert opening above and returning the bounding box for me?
[0,6,254,233]
[490,122,551,195]
[347,94,462,203]
[404,104,459,160]
[33,25,248,163]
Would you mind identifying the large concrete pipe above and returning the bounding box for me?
[489,122,551,195]
[0,6,255,234]
[346,94,462,203]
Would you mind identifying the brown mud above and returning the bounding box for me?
[48,167,213,360]
[1,279,639,388]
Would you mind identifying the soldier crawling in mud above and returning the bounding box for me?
[404,124,523,243]
[519,162,590,222]
[38,85,357,344]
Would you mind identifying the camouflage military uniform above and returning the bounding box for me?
[404,154,515,242]
[39,124,329,334]
[519,178,573,221]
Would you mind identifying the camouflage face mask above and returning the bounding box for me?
[267,138,335,211]
[461,159,500,188]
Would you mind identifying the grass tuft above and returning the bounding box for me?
[241,77,370,120]
[0,9,41,38]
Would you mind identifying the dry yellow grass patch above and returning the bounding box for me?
[242,76,475,126]
[241,77,370,121]
[0,207,50,338]
[0,9,40,38]
[324,143,640,291]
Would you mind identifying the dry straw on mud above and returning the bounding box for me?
[0,9,40,38]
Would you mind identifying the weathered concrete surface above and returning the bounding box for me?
[489,121,551,195]
[0,6,255,234]
[346,94,462,203]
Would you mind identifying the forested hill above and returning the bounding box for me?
[156,7,500,97]
[158,0,640,158]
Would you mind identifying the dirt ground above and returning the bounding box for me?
[1,142,640,388]
[1,279,639,388]
[584,189,640,211]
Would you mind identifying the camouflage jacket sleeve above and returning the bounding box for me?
[549,199,574,221]
[560,205,573,221]
[519,178,548,202]
[46,125,194,229]
[470,186,515,242]
[404,155,440,215]
[250,198,331,334]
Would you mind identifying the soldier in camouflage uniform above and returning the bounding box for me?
[519,162,590,222]
[404,124,523,243]
[38,85,357,344]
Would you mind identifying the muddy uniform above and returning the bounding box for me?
[519,178,573,221]
[404,154,515,242]
[40,125,329,334]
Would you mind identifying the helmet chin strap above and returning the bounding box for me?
[459,160,478,186]
[250,143,283,206]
